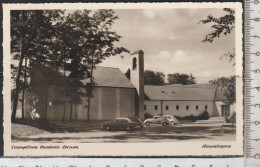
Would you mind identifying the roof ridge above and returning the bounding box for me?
[144,85,215,90]
[95,66,120,69]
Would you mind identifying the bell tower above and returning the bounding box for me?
[130,50,144,120]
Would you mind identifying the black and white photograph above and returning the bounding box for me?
[3,3,243,156]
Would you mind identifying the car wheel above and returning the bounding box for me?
[162,122,168,126]
[125,126,131,131]
[145,122,150,126]
[104,126,111,131]
[137,125,141,129]
[171,121,176,125]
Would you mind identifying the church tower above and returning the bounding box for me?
[130,50,144,120]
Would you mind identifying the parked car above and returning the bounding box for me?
[163,115,179,125]
[127,117,144,128]
[102,117,142,131]
[144,115,170,126]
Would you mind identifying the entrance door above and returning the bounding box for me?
[221,105,230,117]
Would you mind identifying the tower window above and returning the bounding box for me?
[205,105,208,110]
[186,105,189,110]
[166,105,169,110]
[176,105,179,110]
[196,105,199,110]
[144,105,146,110]
[133,57,137,70]
[154,105,158,110]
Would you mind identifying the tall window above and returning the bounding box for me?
[154,105,158,110]
[144,105,146,110]
[133,57,137,70]
[196,105,199,110]
[166,105,169,110]
[176,105,179,110]
[186,105,189,110]
[205,105,208,110]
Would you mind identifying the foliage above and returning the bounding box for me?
[11,9,128,121]
[198,111,209,120]
[210,76,236,104]
[144,113,153,119]
[167,73,196,85]
[11,10,65,122]
[199,8,235,63]
[175,115,197,122]
[144,70,165,85]
[199,8,235,43]
[200,8,236,105]
[175,112,209,122]
[221,48,235,66]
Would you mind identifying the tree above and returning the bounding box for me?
[11,10,64,122]
[200,8,236,104]
[55,9,129,121]
[144,70,165,85]
[125,68,130,80]
[199,8,235,62]
[210,76,236,105]
[11,9,128,122]
[167,73,196,85]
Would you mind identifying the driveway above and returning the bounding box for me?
[12,123,236,143]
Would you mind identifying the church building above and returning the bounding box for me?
[22,50,235,121]
[24,50,145,121]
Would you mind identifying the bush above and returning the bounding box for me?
[175,115,197,122]
[198,111,209,120]
[144,113,153,119]
[174,111,209,122]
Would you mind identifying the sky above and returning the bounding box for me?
[99,9,235,84]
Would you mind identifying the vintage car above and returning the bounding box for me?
[144,115,170,126]
[163,115,179,125]
[127,117,144,128]
[102,117,143,131]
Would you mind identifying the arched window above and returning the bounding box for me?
[133,57,137,70]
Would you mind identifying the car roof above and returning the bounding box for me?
[116,117,131,120]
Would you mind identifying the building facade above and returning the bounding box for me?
[20,49,235,121]
[24,64,137,121]
[143,85,236,118]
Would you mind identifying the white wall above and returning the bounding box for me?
[213,101,236,117]
[144,100,214,117]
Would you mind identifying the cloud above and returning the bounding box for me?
[157,50,172,59]
[109,9,235,83]
[142,10,156,19]
[144,49,235,83]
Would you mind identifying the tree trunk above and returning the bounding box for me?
[70,100,73,121]
[87,97,91,122]
[21,90,25,119]
[74,104,77,120]
[44,83,50,120]
[63,101,66,122]
[21,54,28,119]
[11,10,26,123]
[87,54,94,122]
[11,45,25,122]
[62,64,66,122]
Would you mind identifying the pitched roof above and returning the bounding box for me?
[181,83,228,101]
[214,87,228,101]
[144,85,216,101]
[32,63,135,89]
[82,66,135,88]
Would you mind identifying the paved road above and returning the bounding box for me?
[12,123,236,143]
